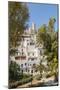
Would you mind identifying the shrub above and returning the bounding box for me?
[9,77,32,88]
[9,61,22,81]
[46,72,56,78]
[36,75,42,80]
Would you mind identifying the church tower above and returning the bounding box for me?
[30,22,36,42]
[28,22,36,34]
[31,22,36,33]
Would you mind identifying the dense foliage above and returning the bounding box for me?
[9,2,29,48]
[9,61,22,81]
[36,17,58,80]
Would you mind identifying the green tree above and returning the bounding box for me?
[36,17,58,80]
[36,24,51,52]
[47,18,58,75]
[48,17,56,32]
[36,59,47,79]
[9,2,29,48]
[9,61,22,81]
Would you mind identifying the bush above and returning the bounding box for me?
[9,77,32,88]
[9,61,22,81]
[22,74,31,79]
[46,72,56,78]
[36,75,42,80]
[46,74,51,78]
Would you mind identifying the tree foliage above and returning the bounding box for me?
[36,17,58,79]
[9,2,29,48]
[36,24,51,52]
[48,17,56,32]
[9,61,22,81]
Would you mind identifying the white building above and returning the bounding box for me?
[10,23,47,75]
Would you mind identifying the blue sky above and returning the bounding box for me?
[28,3,58,31]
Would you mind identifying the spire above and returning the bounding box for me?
[31,22,36,31]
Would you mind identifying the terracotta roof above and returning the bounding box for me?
[15,56,26,60]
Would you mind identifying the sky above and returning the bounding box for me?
[28,3,58,31]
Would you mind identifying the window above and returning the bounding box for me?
[31,58,34,61]
[40,50,42,55]
[26,68,27,72]
[33,63,35,66]
[28,70,29,72]
[16,52,18,55]
[35,70,37,72]
[21,64,23,67]
[27,40,29,41]
[30,42,34,45]
[25,63,26,65]
[31,70,33,73]
[22,49,23,52]
[22,70,23,73]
